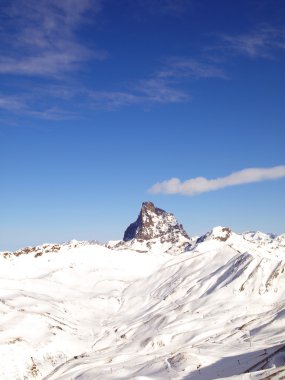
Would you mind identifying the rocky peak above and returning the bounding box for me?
[123,201,190,243]
[141,201,156,213]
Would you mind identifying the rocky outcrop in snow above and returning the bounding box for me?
[124,201,190,242]
[197,226,232,243]
[107,201,192,254]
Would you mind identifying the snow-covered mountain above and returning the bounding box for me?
[1,202,285,380]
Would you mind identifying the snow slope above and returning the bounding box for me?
[1,228,285,380]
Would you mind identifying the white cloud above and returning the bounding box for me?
[149,166,285,196]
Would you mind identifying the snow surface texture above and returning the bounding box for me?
[1,206,285,379]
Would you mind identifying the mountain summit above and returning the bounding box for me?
[108,201,191,254]
[123,201,190,242]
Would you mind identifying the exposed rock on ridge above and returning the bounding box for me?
[196,226,232,243]
[2,240,100,259]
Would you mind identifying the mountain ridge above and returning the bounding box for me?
[1,202,284,258]
[0,202,285,380]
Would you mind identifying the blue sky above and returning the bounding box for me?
[1,0,285,250]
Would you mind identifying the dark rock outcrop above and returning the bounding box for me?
[123,201,190,244]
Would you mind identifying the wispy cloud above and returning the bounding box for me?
[88,78,189,110]
[88,90,141,109]
[87,57,226,110]
[0,1,230,116]
[0,0,105,77]
[27,107,76,121]
[0,93,74,120]
[220,26,285,58]
[136,78,189,103]
[158,58,228,80]
[0,95,25,112]
[0,54,224,114]
[92,77,192,109]
[149,166,285,196]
